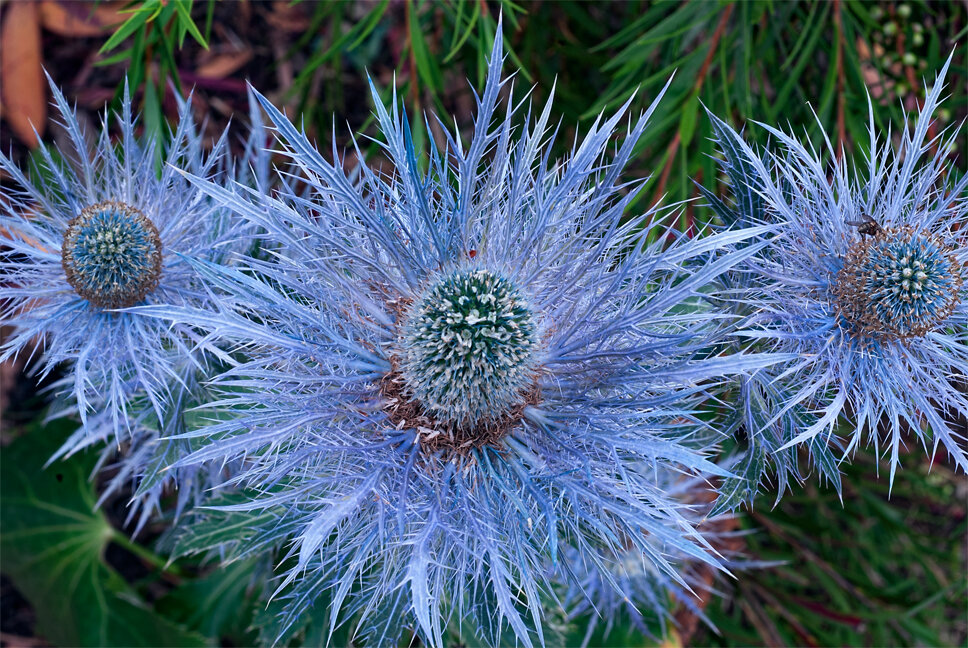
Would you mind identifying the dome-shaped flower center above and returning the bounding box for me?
[835,226,963,341]
[400,268,538,429]
[62,201,162,309]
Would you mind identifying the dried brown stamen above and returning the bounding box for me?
[379,357,540,458]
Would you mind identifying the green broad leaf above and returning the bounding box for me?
[0,419,208,647]
[155,558,260,642]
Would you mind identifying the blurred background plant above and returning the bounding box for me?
[3,0,964,217]
[1,0,966,646]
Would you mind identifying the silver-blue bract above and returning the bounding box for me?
[722,56,967,485]
[0,81,265,469]
[138,31,790,647]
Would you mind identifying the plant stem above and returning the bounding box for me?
[110,529,187,581]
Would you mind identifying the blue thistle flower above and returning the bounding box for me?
[0,81,267,465]
[715,56,968,484]
[697,112,846,509]
[137,29,790,647]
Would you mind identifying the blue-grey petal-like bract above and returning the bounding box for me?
[0,81,272,528]
[130,26,791,647]
[716,55,967,487]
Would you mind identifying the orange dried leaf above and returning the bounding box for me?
[1,2,46,148]
[266,1,310,32]
[196,50,254,79]
[39,0,124,38]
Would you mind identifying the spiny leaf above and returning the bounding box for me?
[169,493,278,560]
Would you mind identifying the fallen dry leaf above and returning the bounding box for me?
[266,0,311,32]
[1,2,47,148]
[196,50,254,79]
[38,0,124,38]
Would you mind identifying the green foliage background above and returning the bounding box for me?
[2,1,966,646]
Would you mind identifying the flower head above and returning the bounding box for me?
[61,200,163,308]
[834,226,963,341]
[139,29,787,647]
[718,56,968,484]
[0,81,268,465]
[399,267,539,429]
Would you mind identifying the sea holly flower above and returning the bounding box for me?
[137,30,789,647]
[715,56,967,485]
[696,112,846,511]
[0,81,267,465]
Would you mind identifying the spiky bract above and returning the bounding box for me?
[698,114,847,509]
[717,56,968,484]
[135,31,789,648]
[561,468,747,642]
[51,359,238,534]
